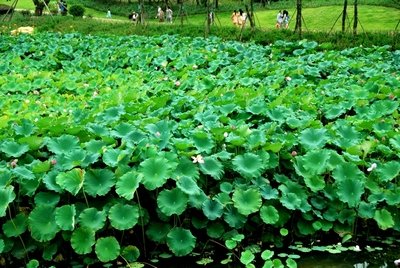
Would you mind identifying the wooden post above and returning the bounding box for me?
[353,0,358,35]
[342,0,347,32]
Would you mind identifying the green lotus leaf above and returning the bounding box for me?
[121,245,140,262]
[267,106,291,124]
[103,148,129,167]
[26,259,39,268]
[78,207,107,231]
[281,193,302,210]
[13,119,37,136]
[95,236,121,262]
[2,213,27,237]
[294,150,330,177]
[358,201,375,219]
[240,249,255,265]
[98,105,125,124]
[299,128,329,150]
[46,135,81,155]
[56,168,85,195]
[202,198,224,220]
[374,209,394,230]
[332,162,365,183]
[337,179,364,207]
[389,136,400,151]
[43,170,63,193]
[60,148,87,169]
[333,123,361,148]
[146,120,175,149]
[304,176,326,192]
[71,227,95,254]
[157,188,188,216]
[0,140,29,158]
[146,222,171,243]
[111,122,136,139]
[31,160,51,174]
[261,249,274,260]
[33,192,60,209]
[199,156,224,180]
[116,170,142,200]
[12,166,35,180]
[223,205,247,228]
[232,153,263,179]
[85,140,106,154]
[232,188,262,216]
[247,100,268,115]
[246,130,267,150]
[260,205,279,225]
[376,161,400,182]
[176,176,200,195]
[192,131,215,153]
[188,190,208,209]
[139,156,172,190]
[42,243,58,261]
[0,169,12,187]
[28,205,59,242]
[166,227,196,256]
[220,182,233,193]
[86,123,110,137]
[83,168,115,197]
[55,205,76,231]
[206,222,225,238]
[108,203,139,230]
[0,186,16,217]
[174,158,199,180]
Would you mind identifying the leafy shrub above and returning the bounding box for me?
[69,5,85,17]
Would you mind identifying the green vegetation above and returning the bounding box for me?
[0,32,399,267]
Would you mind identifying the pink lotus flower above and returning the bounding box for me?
[175,81,181,87]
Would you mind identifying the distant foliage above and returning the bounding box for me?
[69,5,85,17]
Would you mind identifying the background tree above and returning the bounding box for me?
[342,0,347,32]
[32,0,50,16]
[353,0,358,34]
[294,0,302,36]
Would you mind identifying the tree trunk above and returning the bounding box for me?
[205,0,210,37]
[294,0,302,37]
[342,0,347,32]
[215,0,218,9]
[353,0,358,35]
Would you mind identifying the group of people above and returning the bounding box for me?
[231,9,247,27]
[156,6,173,23]
[276,9,289,29]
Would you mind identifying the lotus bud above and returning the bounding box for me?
[10,159,18,168]
[353,245,361,252]
[163,77,168,81]
[192,65,198,70]
[51,159,57,165]
[223,132,228,138]
[155,131,161,137]
[33,90,40,95]
[394,259,400,266]
[285,76,292,81]
[291,151,297,156]
[175,81,181,87]
[25,99,30,104]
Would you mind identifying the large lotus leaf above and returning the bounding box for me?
[304,176,326,192]
[13,119,37,136]
[332,162,365,183]
[358,201,375,219]
[260,205,279,225]
[191,131,215,153]
[299,128,329,150]
[34,192,60,206]
[188,190,208,209]
[56,168,85,195]
[0,186,16,217]
[45,135,81,155]
[146,222,171,243]
[232,188,262,216]
[223,205,247,228]
[157,188,188,216]
[71,227,95,254]
[108,203,139,230]
[294,150,331,177]
[86,123,110,137]
[337,179,364,208]
[78,207,107,231]
[280,193,302,210]
[11,166,35,182]
[246,130,266,149]
[267,106,291,124]
[176,176,201,195]
[83,169,115,197]
[55,205,76,231]
[111,122,136,139]
[0,169,12,187]
[2,213,27,237]
[28,205,59,242]
[232,153,263,179]
[173,158,199,180]
[166,227,196,256]
[374,209,394,230]
[85,140,107,154]
[58,148,87,170]
[115,170,142,200]
[97,105,125,124]
[43,170,63,193]
[199,156,224,180]
[103,148,130,167]
[139,156,172,190]
[95,237,121,262]
[389,136,400,151]
[376,161,400,182]
[202,198,224,220]
[386,190,400,206]
[260,184,279,200]
[0,140,29,158]
[31,160,51,174]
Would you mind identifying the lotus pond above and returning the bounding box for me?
[0,33,399,267]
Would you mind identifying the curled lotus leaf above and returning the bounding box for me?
[299,128,329,151]
[337,179,365,208]
[232,153,263,179]
[202,198,224,220]
[0,186,16,217]
[45,135,80,155]
[2,213,27,237]
[199,156,224,180]
[232,188,262,216]
[115,170,142,200]
[374,209,394,230]
[28,205,60,242]
[0,140,29,158]
[56,168,85,195]
[55,205,76,231]
[176,176,201,195]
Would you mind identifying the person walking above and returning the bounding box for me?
[276,10,283,28]
[106,9,112,18]
[166,6,173,23]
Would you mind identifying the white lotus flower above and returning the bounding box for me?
[191,155,204,164]
[223,132,228,138]
[367,163,377,172]
[353,245,361,252]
